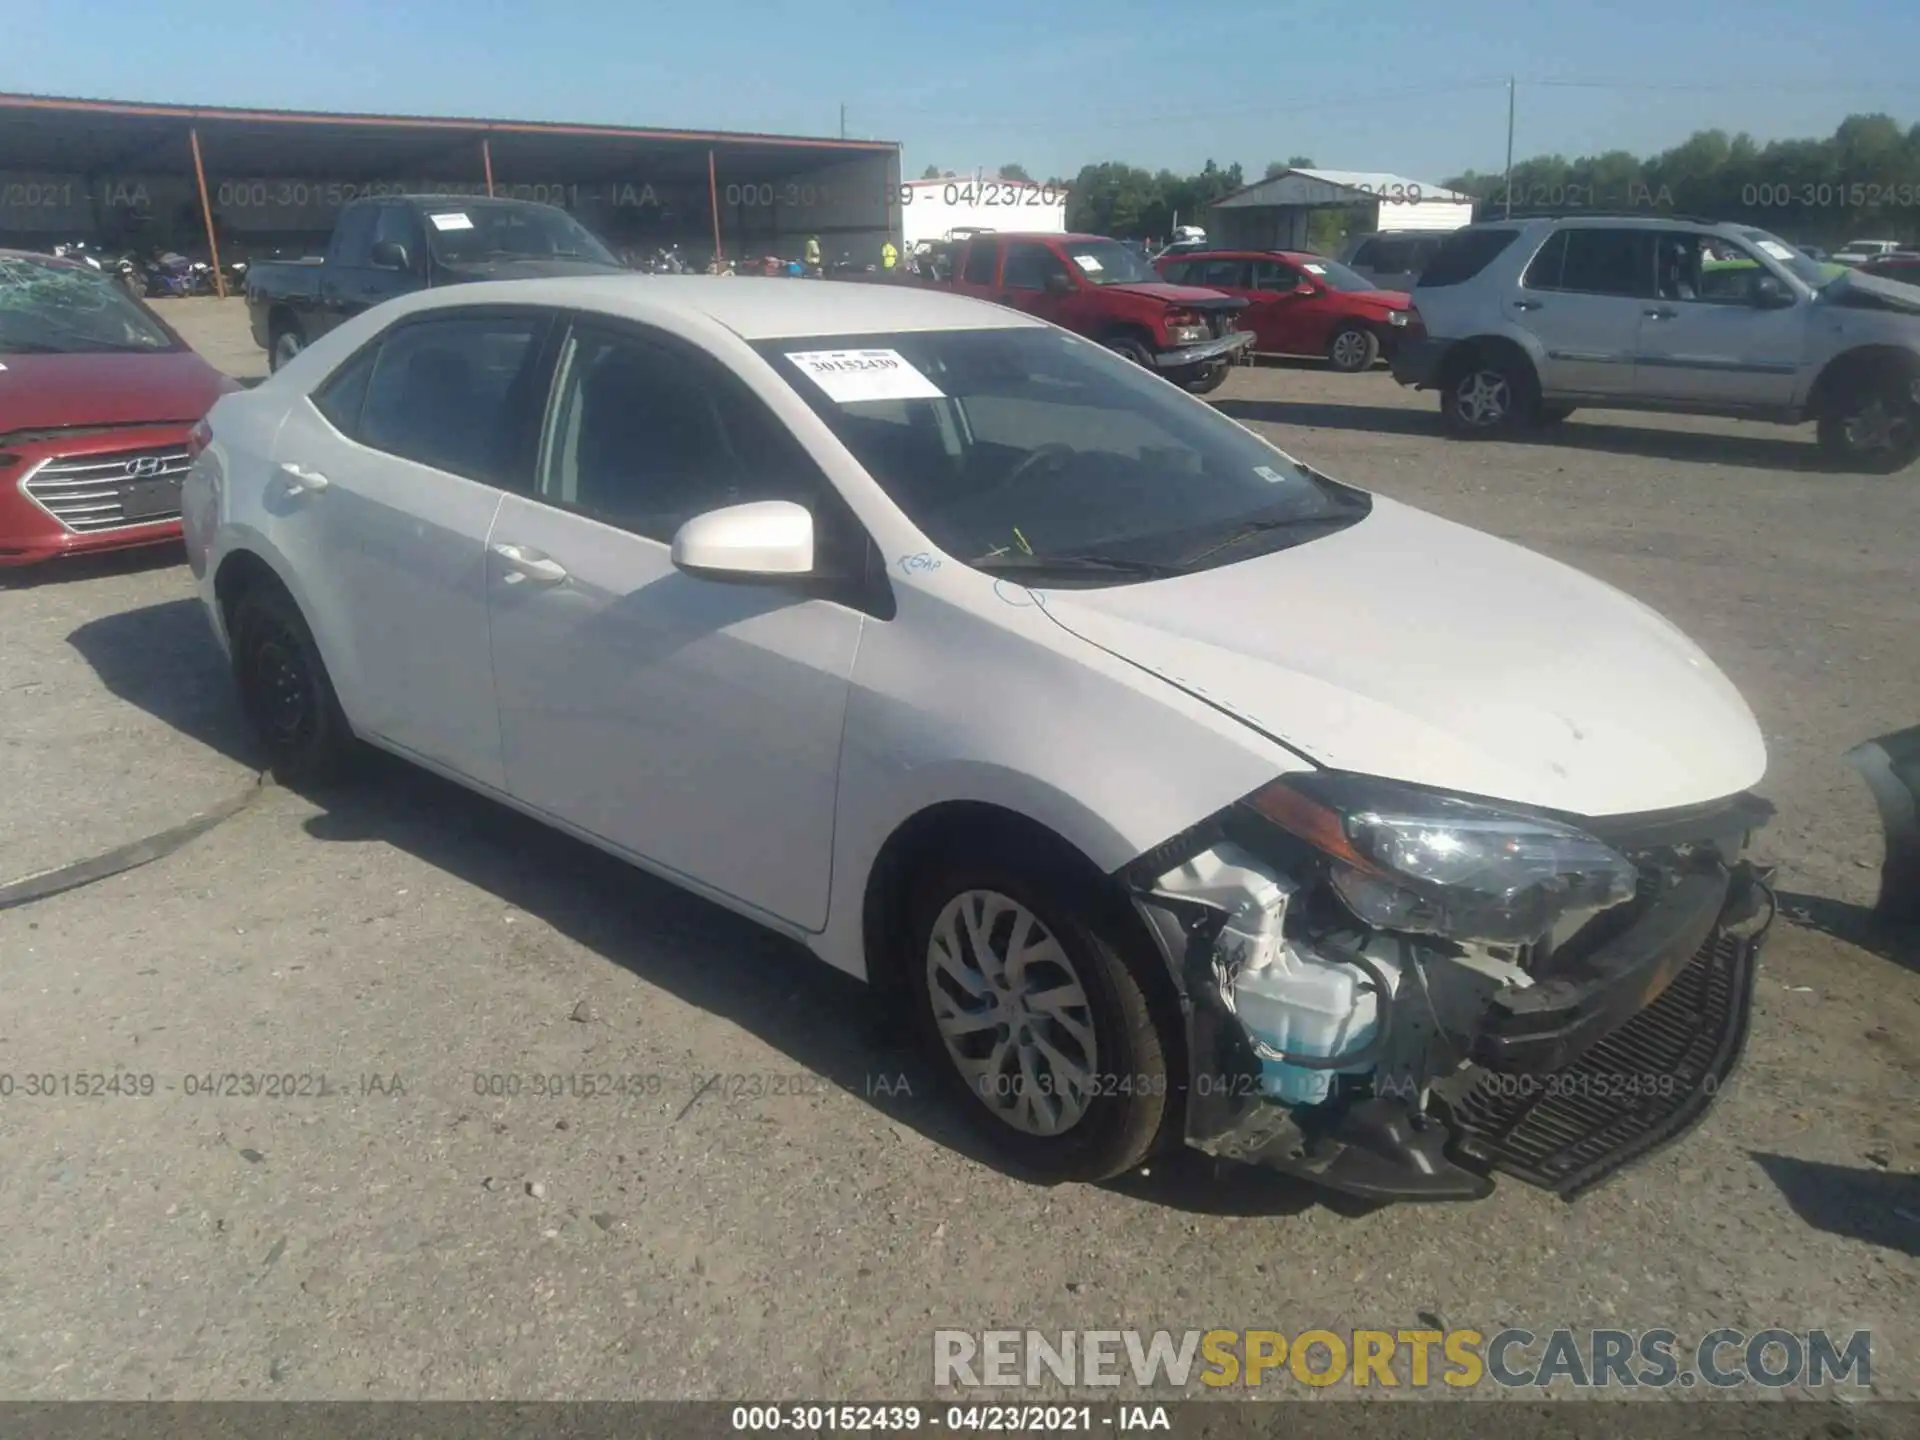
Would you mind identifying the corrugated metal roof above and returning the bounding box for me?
[1213,168,1473,208]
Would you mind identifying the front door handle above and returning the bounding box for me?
[1644,306,1678,320]
[276,462,330,495]
[1511,298,1544,311]
[490,542,569,586]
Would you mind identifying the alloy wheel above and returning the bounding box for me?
[1331,329,1370,370]
[1841,396,1916,458]
[1453,369,1511,427]
[925,889,1099,1137]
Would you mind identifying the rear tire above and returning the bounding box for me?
[1438,347,1537,438]
[1817,372,1920,474]
[229,585,355,787]
[1326,323,1380,373]
[905,853,1176,1184]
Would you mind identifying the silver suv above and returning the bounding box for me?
[1390,215,1920,472]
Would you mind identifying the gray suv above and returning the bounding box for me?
[1390,215,1920,472]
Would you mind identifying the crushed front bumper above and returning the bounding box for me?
[1128,794,1775,1203]
[1153,330,1256,371]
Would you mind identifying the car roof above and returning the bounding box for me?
[1155,248,1318,261]
[385,274,1043,339]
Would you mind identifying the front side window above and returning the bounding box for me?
[357,313,546,484]
[371,204,425,266]
[331,205,378,268]
[1251,259,1302,292]
[538,324,822,545]
[754,327,1370,585]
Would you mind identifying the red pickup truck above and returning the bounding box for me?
[942,231,1255,393]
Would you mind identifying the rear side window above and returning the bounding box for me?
[358,313,548,485]
[313,345,378,435]
[961,242,998,285]
[1533,228,1655,299]
[1355,236,1413,271]
[1416,228,1521,288]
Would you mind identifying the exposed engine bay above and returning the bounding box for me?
[1121,774,1776,1201]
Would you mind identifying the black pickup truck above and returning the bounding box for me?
[246,194,627,371]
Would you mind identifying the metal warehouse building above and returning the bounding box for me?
[0,93,902,290]
[1208,167,1474,250]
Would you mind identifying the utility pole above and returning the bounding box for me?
[1503,76,1516,218]
[840,103,847,139]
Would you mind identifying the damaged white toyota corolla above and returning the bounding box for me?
[185,276,1774,1202]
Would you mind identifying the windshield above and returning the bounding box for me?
[754,327,1370,584]
[423,204,620,267]
[1298,257,1377,292]
[1738,229,1847,289]
[1060,239,1162,286]
[0,254,177,356]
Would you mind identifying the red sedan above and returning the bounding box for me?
[1,251,237,567]
[1153,249,1413,372]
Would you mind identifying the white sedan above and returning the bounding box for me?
[184,276,1775,1202]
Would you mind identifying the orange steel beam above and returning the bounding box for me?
[188,126,226,299]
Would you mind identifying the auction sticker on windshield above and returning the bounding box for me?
[784,349,947,403]
[1073,254,1104,272]
[428,212,475,231]
[1302,263,1328,273]
[1755,240,1797,261]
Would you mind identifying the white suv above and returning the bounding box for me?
[1390,215,1920,472]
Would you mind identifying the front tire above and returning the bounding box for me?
[906,857,1175,1183]
[1104,335,1155,368]
[1326,323,1380,373]
[230,586,355,787]
[1817,375,1920,474]
[1439,348,1537,438]
[269,325,304,373]
[1182,362,1231,395]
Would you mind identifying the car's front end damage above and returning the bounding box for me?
[1118,774,1776,1202]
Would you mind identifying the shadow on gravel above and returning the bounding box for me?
[1775,890,1920,975]
[1751,1152,1920,1257]
[66,595,1329,1214]
[0,543,185,591]
[1214,398,1828,473]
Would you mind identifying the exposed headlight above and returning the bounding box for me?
[1243,773,1640,945]
[1168,323,1209,345]
[1387,310,1410,326]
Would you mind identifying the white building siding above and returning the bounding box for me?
[901,173,1068,249]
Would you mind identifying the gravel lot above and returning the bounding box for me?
[1,297,1915,1402]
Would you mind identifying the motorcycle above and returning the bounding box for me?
[142,252,214,298]
[51,241,106,273]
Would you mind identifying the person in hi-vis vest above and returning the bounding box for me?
[881,240,898,270]
[803,235,823,276]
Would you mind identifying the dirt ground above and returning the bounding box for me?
[0,297,1914,1402]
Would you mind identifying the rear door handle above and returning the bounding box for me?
[490,542,569,586]
[276,462,330,495]
[1644,307,1678,320]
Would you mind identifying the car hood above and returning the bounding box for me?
[1341,287,1412,310]
[1826,269,1920,315]
[0,349,234,432]
[1101,281,1247,311]
[1030,497,1767,819]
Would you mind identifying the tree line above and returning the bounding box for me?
[918,114,1920,246]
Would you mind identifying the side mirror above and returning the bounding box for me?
[369,241,410,271]
[1044,271,1075,294]
[1752,274,1795,309]
[670,499,814,581]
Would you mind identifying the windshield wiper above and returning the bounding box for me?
[1178,513,1351,566]
[972,552,1188,579]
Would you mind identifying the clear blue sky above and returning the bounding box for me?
[9,0,1920,183]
